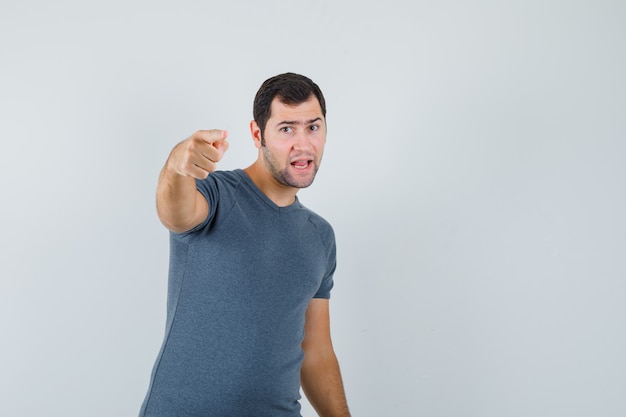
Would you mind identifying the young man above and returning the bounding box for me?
[139,73,350,417]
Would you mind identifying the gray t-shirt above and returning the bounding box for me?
[139,169,336,417]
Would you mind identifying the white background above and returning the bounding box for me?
[1,1,625,416]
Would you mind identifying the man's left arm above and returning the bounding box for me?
[301,298,351,417]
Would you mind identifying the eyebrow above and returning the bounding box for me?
[276,117,322,127]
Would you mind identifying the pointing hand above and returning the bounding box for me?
[168,130,229,179]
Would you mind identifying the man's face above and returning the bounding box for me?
[255,96,327,189]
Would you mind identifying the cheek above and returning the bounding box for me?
[266,143,290,160]
[314,138,326,152]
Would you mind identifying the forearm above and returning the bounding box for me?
[301,350,350,417]
[156,160,203,233]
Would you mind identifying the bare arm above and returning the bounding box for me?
[301,298,351,417]
[156,130,229,233]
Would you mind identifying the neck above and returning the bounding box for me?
[243,162,298,207]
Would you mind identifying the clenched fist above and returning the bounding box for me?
[167,130,230,179]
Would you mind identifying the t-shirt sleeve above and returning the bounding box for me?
[171,175,220,239]
[313,228,336,299]
[194,176,219,226]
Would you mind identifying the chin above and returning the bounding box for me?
[289,178,316,189]
[278,172,317,189]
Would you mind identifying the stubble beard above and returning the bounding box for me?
[261,144,320,189]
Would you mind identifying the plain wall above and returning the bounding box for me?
[1,1,625,416]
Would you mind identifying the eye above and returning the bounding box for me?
[280,126,293,133]
[309,125,319,131]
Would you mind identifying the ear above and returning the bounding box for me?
[250,120,262,149]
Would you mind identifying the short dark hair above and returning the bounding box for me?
[253,73,326,142]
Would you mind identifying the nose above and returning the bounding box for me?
[293,132,313,152]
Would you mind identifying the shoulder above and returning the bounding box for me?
[307,209,333,232]
[297,204,335,242]
[194,169,247,198]
[197,169,243,188]
[179,170,246,236]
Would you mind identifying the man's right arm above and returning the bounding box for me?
[156,130,229,233]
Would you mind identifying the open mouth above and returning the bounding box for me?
[291,159,312,170]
